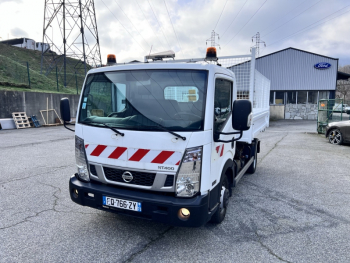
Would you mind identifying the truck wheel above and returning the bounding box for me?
[246,145,257,174]
[210,176,230,224]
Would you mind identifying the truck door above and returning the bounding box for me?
[211,77,234,178]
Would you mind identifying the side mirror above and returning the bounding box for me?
[232,100,252,131]
[60,97,71,122]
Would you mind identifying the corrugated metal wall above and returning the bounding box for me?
[230,48,338,91]
[255,48,338,91]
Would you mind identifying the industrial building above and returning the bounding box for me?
[231,47,350,120]
[0,38,49,52]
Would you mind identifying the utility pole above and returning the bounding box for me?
[251,32,266,58]
[41,0,102,88]
[206,30,220,49]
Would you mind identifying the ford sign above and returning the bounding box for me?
[314,62,331,69]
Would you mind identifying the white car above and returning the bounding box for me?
[345,105,350,114]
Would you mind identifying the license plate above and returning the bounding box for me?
[103,196,141,212]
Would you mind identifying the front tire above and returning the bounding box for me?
[210,176,230,224]
[328,129,343,145]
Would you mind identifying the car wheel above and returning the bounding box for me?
[328,129,343,145]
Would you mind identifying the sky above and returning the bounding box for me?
[0,0,350,66]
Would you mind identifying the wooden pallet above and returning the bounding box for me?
[12,112,31,129]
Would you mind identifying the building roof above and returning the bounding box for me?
[256,47,338,61]
[0,38,35,45]
[337,71,350,80]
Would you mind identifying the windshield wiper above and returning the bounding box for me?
[151,124,186,141]
[102,123,124,137]
[81,121,124,137]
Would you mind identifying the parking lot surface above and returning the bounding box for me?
[1,120,350,262]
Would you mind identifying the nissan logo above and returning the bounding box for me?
[122,171,133,183]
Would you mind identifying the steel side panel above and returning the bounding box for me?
[239,109,269,143]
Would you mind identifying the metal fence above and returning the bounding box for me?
[0,44,85,94]
[317,99,350,133]
[0,56,30,87]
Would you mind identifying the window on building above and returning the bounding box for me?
[286,91,296,104]
[275,91,284,105]
[319,91,329,100]
[308,91,318,104]
[297,91,307,104]
[270,91,274,104]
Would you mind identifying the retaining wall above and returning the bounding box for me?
[0,90,80,125]
[285,104,318,120]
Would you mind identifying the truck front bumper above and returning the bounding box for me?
[69,175,212,227]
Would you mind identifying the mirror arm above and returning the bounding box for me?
[215,130,243,143]
[63,121,75,132]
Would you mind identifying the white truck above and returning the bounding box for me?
[60,48,270,227]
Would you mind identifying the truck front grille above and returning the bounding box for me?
[103,167,156,186]
[164,175,174,187]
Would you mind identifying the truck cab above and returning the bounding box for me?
[61,56,261,227]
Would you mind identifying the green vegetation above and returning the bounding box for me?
[0,43,88,94]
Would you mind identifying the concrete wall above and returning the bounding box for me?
[285,104,318,120]
[0,90,80,125]
[270,105,285,120]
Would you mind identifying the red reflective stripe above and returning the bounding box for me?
[175,160,180,165]
[220,144,224,157]
[85,144,89,149]
[151,151,174,164]
[129,149,150,161]
[90,145,107,156]
[108,147,127,159]
[216,146,220,153]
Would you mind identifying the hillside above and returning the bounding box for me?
[0,43,89,94]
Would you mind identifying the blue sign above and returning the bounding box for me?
[314,62,331,69]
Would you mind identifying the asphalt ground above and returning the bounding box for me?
[1,120,350,263]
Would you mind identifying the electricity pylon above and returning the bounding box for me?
[41,0,102,88]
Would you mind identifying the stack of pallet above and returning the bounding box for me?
[12,112,31,129]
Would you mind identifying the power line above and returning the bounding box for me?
[114,0,151,49]
[223,0,268,48]
[135,0,167,51]
[260,0,309,33]
[164,0,182,56]
[214,0,228,31]
[263,0,324,37]
[267,5,350,47]
[147,0,172,51]
[220,0,248,38]
[100,0,147,52]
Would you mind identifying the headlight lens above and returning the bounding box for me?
[75,135,90,182]
[176,147,202,197]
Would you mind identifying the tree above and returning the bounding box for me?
[337,65,350,100]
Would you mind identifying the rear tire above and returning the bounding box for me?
[246,144,257,174]
[210,176,230,224]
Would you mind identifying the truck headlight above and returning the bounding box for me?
[75,135,90,182]
[176,147,202,197]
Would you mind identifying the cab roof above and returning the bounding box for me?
[88,62,234,78]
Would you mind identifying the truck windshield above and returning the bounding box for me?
[78,69,208,131]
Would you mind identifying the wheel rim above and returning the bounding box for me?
[219,184,230,216]
[329,130,341,144]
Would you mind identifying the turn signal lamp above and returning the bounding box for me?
[107,54,116,65]
[205,47,218,61]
